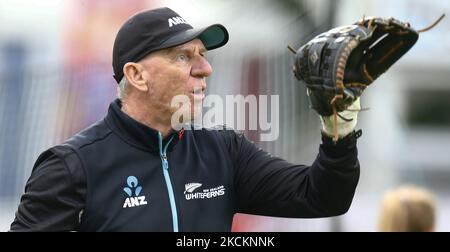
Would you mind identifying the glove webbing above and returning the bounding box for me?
[331,38,359,142]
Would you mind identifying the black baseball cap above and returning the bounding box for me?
[112,7,229,83]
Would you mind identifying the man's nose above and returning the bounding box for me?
[191,56,213,78]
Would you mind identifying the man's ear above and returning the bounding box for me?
[123,62,148,92]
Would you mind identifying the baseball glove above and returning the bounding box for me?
[289,15,445,141]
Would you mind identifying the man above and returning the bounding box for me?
[10,7,360,231]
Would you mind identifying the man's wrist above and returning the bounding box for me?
[320,98,361,139]
[321,129,362,148]
[320,114,358,138]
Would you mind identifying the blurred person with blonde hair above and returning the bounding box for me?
[378,185,436,232]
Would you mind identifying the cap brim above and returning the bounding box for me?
[160,24,229,51]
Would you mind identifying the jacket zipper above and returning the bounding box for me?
[157,132,178,232]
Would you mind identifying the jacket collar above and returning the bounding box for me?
[105,99,181,153]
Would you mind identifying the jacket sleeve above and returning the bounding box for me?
[9,146,86,231]
[226,130,361,218]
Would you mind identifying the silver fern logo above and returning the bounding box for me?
[184,183,225,200]
[184,183,202,194]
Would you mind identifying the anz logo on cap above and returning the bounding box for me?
[168,16,187,27]
[123,176,148,208]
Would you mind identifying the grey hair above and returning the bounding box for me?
[117,77,128,100]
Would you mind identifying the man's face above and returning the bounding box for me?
[138,38,212,124]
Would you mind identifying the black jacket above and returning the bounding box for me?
[10,99,360,231]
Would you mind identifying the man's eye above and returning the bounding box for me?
[176,54,188,61]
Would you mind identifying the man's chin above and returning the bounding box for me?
[169,107,202,130]
[190,109,202,124]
